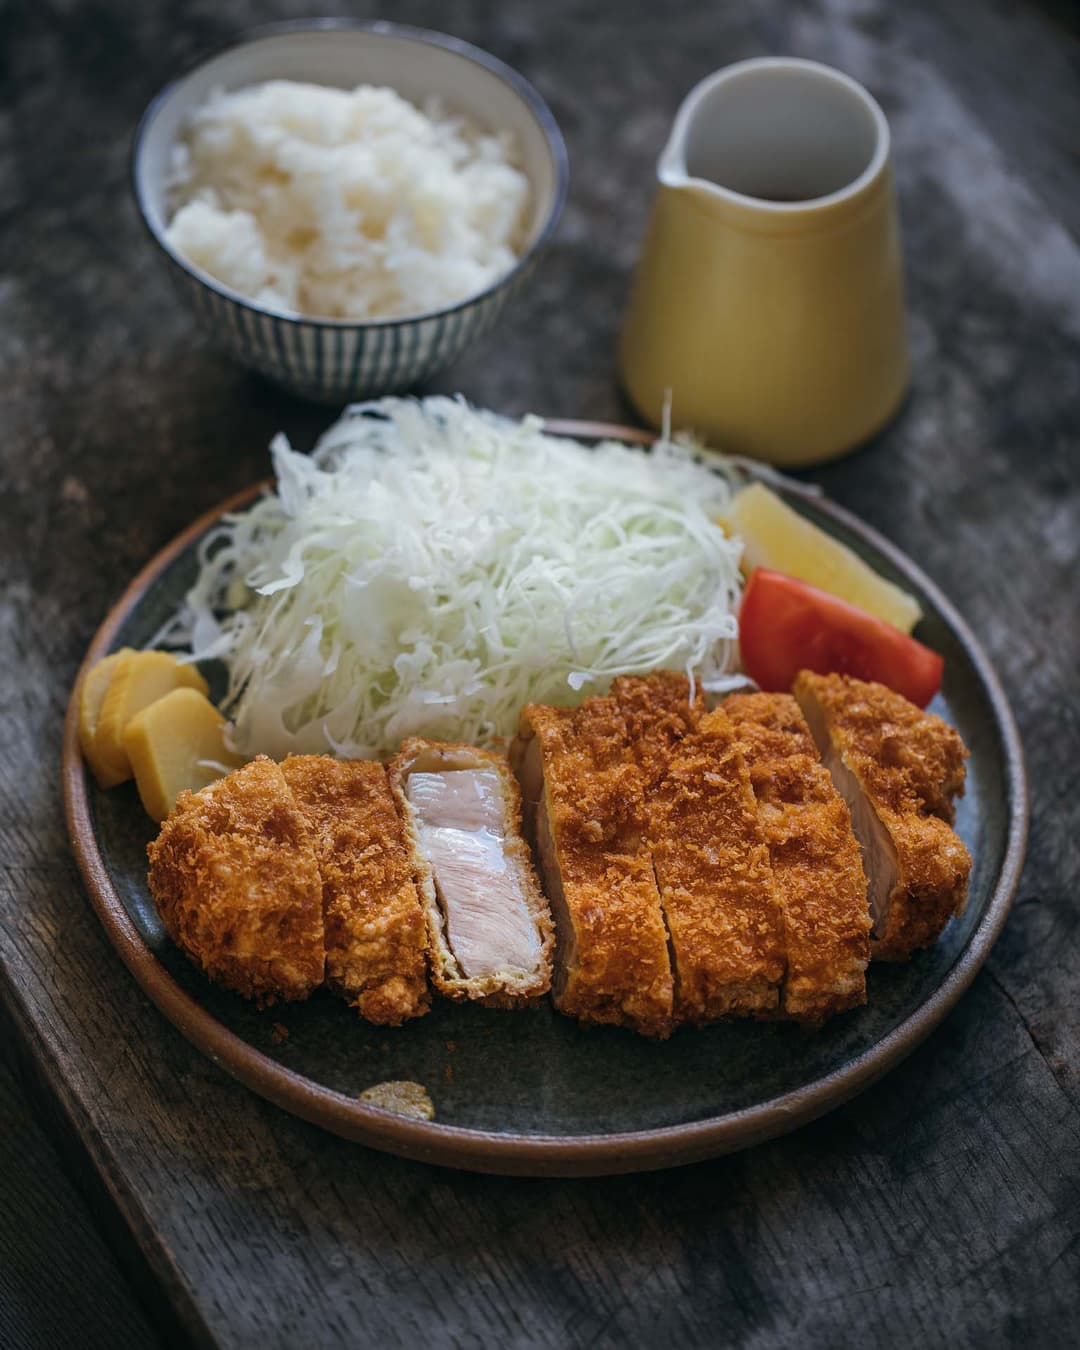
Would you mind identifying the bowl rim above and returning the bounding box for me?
[62,419,1029,1177]
[130,17,569,331]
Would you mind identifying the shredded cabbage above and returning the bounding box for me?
[164,398,746,758]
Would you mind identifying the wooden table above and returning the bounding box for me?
[3,0,1078,1345]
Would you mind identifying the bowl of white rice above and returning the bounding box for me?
[132,20,567,403]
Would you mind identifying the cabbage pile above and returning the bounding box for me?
[169,398,745,758]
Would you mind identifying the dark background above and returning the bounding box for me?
[2,1,1078,1346]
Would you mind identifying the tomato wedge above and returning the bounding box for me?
[738,568,944,707]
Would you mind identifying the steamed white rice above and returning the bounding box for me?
[165,80,530,321]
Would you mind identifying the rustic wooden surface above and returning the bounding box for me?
[2,0,1078,1346]
[0,1038,159,1349]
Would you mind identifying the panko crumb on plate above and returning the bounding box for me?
[358,1080,436,1121]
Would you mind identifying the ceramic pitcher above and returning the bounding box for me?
[619,57,908,467]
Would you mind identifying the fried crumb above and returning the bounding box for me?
[358,1080,435,1121]
[270,1022,289,1044]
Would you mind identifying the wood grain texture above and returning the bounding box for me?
[1,0,1078,1345]
[0,1031,160,1350]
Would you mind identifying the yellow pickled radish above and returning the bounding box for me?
[722,483,922,634]
[123,687,245,822]
[91,650,209,788]
[77,650,133,767]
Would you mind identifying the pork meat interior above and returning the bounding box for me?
[391,739,553,1005]
[794,672,972,961]
[725,692,871,1023]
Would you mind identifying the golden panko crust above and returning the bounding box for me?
[725,692,871,1024]
[517,697,674,1038]
[610,671,704,791]
[869,814,973,960]
[795,673,968,823]
[794,673,972,962]
[147,755,325,1007]
[281,755,430,1026]
[646,706,786,1024]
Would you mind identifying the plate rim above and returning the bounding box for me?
[62,420,1029,1176]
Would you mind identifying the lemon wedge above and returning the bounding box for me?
[722,483,922,633]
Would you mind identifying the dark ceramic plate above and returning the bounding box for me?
[63,421,1027,1176]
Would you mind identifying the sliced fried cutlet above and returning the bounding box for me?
[511,696,674,1038]
[147,755,324,1007]
[390,740,553,1007]
[610,671,704,791]
[646,706,786,1023]
[725,692,871,1023]
[281,755,429,1026]
[794,672,972,962]
[613,673,783,1023]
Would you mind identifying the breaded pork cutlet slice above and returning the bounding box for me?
[612,673,783,1023]
[646,706,786,1023]
[281,756,429,1025]
[147,755,324,1007]
[725,692,871,1024]
[511,696,674,1038]
[794,672,971,962]
[610,671,703,791]
[390,740,553,1008]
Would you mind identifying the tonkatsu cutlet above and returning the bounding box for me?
[147,755,325,1007]
[390,739,553,1007]
[645,706,786,1023]
[725,692,871,1024]
[511,696,675,1038]
[794,672,971,962]
[611,673,785,1022]
[610,671,703,790]
[281,756,429,1026]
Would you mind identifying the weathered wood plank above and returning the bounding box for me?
[0,0,1077,1346]
[0,1033,161,1350]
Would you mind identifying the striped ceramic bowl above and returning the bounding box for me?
[131,21,568,404]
